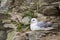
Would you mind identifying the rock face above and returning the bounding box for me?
[0,21,7,40]
[18,31,60,40]
[0,0,11,13]
[39,6,60,16]
[0,0,60,40]
[10,0,60,40]
[0,31,7,40]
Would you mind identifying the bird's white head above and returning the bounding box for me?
[31,18,38,23]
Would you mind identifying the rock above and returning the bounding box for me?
[4,23,16,28]
[10,12,23,23]
[38,0,60,3]
[29,2,37,10]
[38,0,60,16]
[26,0,32,4]
[0,13,11,20]
[20,31,60,40]
[0,0,8,8]
[39,5,60,16]
[2,20,11,23]
[0,31,7,40]
[0,0,11,13]
[0,20,4,29]
[21,17,30,25]
[40,32,60,40]
[43,6,59,16]
[13,32,21,40]
[0,20,11,40]
[20,6,28,10]
[0,0,60,40]
[6,31,15,40]
[37,13,47,21]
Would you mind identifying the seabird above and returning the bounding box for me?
[30,18,54,31]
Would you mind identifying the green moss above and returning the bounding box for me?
[25,11,33,16]
[23,10,37,18]
[17,23,24,31]
[5,14,11,20]
[6,14,11,17]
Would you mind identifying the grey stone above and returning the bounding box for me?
[0,31,7,40]
[2,20,11,23]
[0,0,9,13]
[0,21,7,40]
[4,23,16,28]
[10,12,22,23]
[21,17,30,25]
[19,31,54,40]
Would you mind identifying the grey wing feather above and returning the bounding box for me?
[37,21,47,28]
[37,21,53,28]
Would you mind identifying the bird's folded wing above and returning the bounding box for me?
[37,21,53,28]
[37,21,47,28]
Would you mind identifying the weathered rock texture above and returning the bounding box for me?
[10,0,60,40]
[0,0,60,40]
[17,31,60,40]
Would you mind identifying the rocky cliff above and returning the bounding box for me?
[0,0,60,40]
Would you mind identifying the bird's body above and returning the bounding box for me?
[30,18,54,31]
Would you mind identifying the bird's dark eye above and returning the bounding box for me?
[33,20,35,21]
